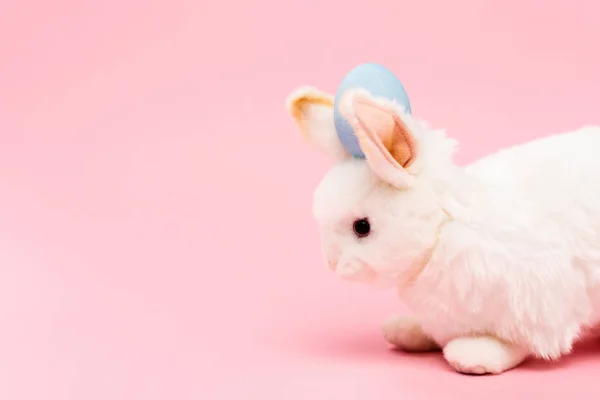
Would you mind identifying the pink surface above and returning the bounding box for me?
[1,0,600,398]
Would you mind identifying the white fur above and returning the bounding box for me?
[287,87,600,374]
[443,336,528,374]
[381,315,439,352]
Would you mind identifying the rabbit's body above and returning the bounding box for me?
[400,126,600,361]
[287,86,600,374]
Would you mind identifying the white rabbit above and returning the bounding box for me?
[286,86,600,375]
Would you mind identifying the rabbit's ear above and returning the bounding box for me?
[339,89,415,189]
[287,87,349,162]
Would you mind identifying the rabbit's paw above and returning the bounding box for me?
[443,336,527,375]
[381,315,439,352]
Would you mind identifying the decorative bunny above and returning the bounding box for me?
[286,85,600,375]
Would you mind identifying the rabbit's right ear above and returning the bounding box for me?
[286,87,349,162]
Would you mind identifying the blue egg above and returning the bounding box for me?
[333,63,411,158]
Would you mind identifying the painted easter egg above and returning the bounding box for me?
[333,63,411,158]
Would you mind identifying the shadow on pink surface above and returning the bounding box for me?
[521,338,600,372]
[283,323,600,373]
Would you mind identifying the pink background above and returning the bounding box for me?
[1,0,600,398]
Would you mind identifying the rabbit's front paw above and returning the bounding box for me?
[443,336,527,375]
[381,315,439,352]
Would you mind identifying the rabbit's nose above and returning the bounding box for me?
[327,259,337,271]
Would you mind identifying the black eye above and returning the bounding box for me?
[353,218,371,238]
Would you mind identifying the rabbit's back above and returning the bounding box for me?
[463,126,600,223]
[465,125,600,187]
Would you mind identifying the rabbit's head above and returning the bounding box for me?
[287,87,459,287]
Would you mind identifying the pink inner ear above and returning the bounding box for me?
[353,100,415,168]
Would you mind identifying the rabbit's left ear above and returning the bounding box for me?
[339,90,416,189]
[287,87,350,162]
